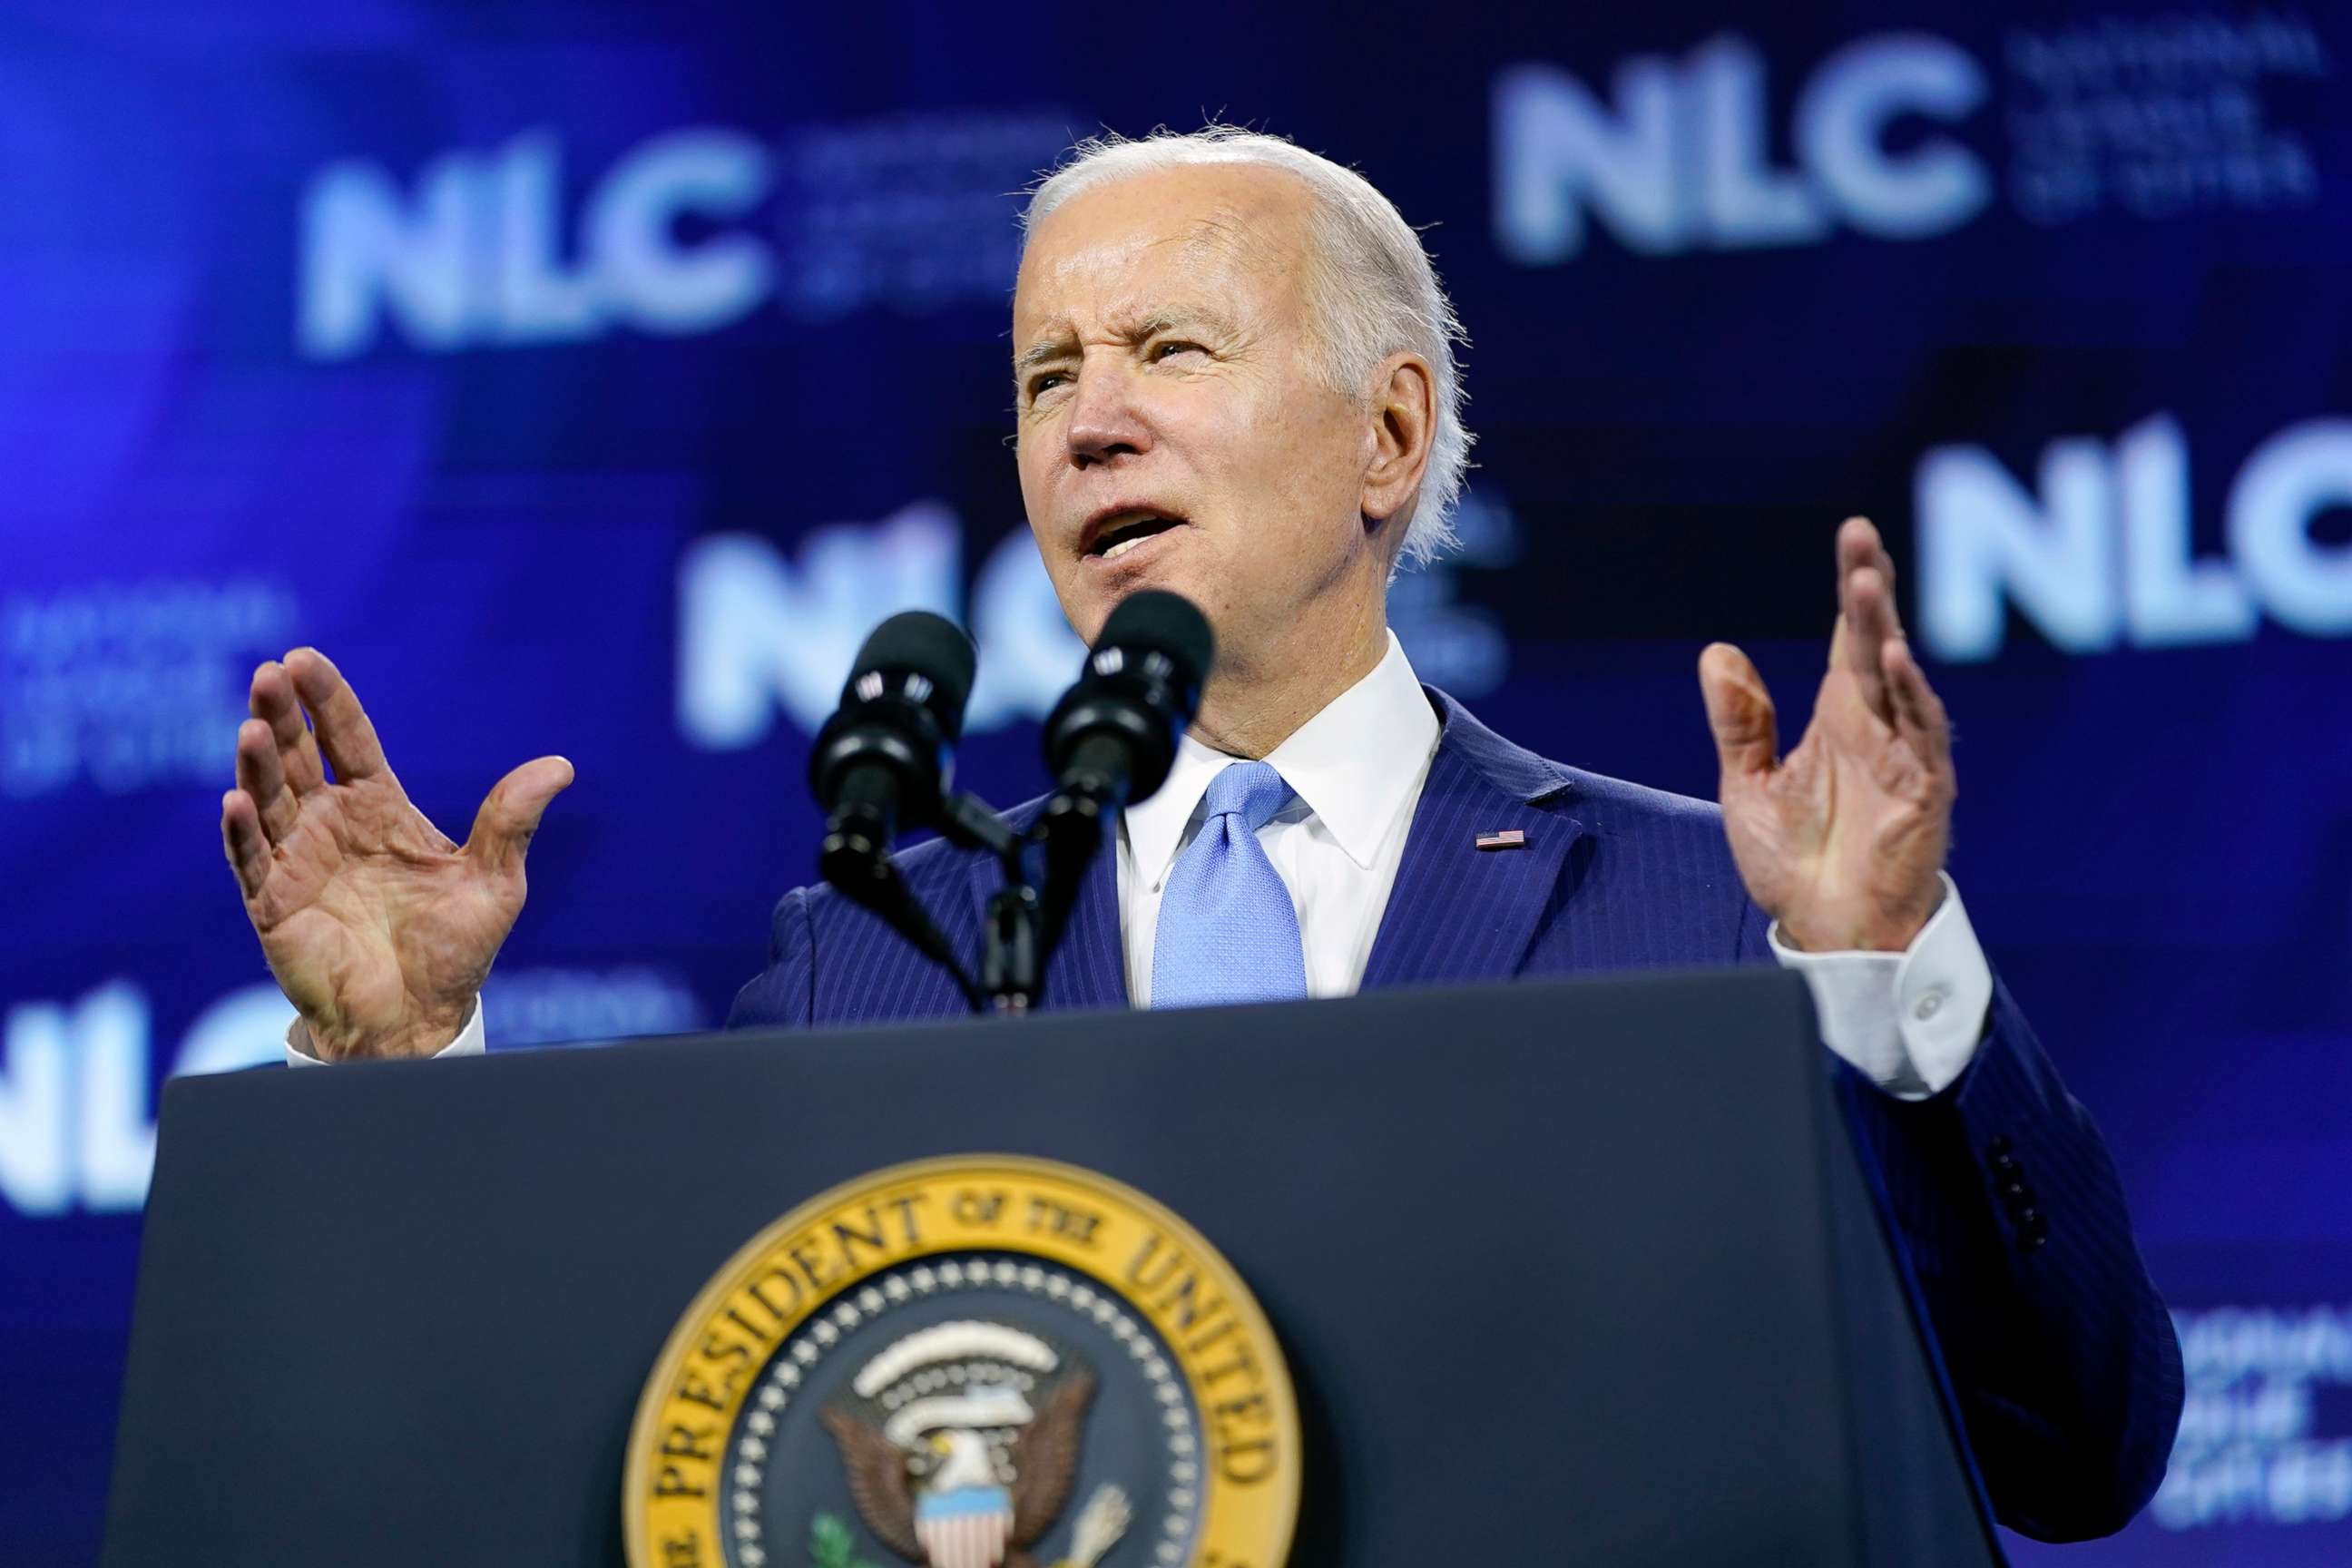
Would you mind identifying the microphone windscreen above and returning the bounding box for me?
[1096,590,1214,685]
[850,611,978,736]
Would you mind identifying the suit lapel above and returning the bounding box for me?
[962,688,1570,1009]
[1360,691,1584,991]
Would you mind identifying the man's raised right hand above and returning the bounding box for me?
[218,648,572,1062]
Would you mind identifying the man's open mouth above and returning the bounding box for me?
[1084,510,1187,562]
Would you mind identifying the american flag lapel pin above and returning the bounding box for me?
[1475,829,1527,851]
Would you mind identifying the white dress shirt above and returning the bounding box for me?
[1118,630,1442,1006]
[295,631,1995,1099]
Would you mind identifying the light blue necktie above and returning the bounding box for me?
[1151,760,1308,1008]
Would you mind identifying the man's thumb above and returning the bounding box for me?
[1698,642,1779,779]
[467,756,574,872]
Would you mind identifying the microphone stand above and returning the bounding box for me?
[1033,786,1111,959]
[823,789,1098,1018]
[936,793,1047,1014]
[818,811,987,1014]
[818,591,1204,1016]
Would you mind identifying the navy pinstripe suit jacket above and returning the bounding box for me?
[730,686,2184,1542]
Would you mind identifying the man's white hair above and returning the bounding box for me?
[1021,126,1474,568]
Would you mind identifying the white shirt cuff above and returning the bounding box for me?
[283,995,486,1066]
[1766,872,1993,1101]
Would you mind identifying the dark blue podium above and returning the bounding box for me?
[103,969,2001,1566]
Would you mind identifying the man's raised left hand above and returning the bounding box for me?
[1698,516,1955,952]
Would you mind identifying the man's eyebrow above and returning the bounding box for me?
[1013,307,1243,379]
[1014,334,1076,377]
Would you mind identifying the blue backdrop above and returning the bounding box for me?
[4,1,2348,1562]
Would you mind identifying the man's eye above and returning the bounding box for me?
[1028,372,1068,399]
[1151,340,1204,362]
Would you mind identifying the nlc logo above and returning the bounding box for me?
[0,982,291,1216]
[299,114,1063,360]
[677,493,1522,749]
[677,504,1085,750]
[1919,415,2352,662]
[300,128,772,360]
[1495,33,1988,263]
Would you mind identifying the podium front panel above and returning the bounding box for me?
[104,970,1996,1567]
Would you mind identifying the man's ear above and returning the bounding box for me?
[1360,352,1436,529]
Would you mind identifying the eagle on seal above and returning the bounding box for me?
[820,1369,1100,1568]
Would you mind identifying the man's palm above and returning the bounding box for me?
[220,650,572,1061]
[1700,519,1955,953]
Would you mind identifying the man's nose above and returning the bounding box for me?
[1064,364,1152,469]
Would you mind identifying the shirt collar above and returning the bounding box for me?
[1123,630,1437,891]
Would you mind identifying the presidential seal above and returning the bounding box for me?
[623,1156,1299,1568]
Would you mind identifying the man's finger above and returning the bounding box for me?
[1699,642,1779,781]
[1849,514,1906,637]
[464,756,576,875]
[1841,564,1896,723]
[250,660,325,795]
[1838,512,1914,653]
[284,647,391,784]
[235,718,299,843]
[1883,636,1954,783]
[1838,515,1885,579]
[220,789,273,901]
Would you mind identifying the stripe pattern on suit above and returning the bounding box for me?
[728,687,2184,1543]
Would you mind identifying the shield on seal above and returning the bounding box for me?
[915,1485,1013,1568]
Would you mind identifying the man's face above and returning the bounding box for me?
[1011,164,1385,672]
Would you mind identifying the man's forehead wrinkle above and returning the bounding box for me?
[1107,300,1244,342]
[1027,191,1289,296]
[1014,259,1250,360]
[1010,180,1307,373]
[1038,226,1161,288]
[1011,230,1174,349]
[1176,203,1294,275]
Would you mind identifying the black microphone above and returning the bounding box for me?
[1045,590,1214,810]
[808,614,978,980]
[1034,591,1215,943]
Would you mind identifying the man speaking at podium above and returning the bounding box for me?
[218,129,2180,1539]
